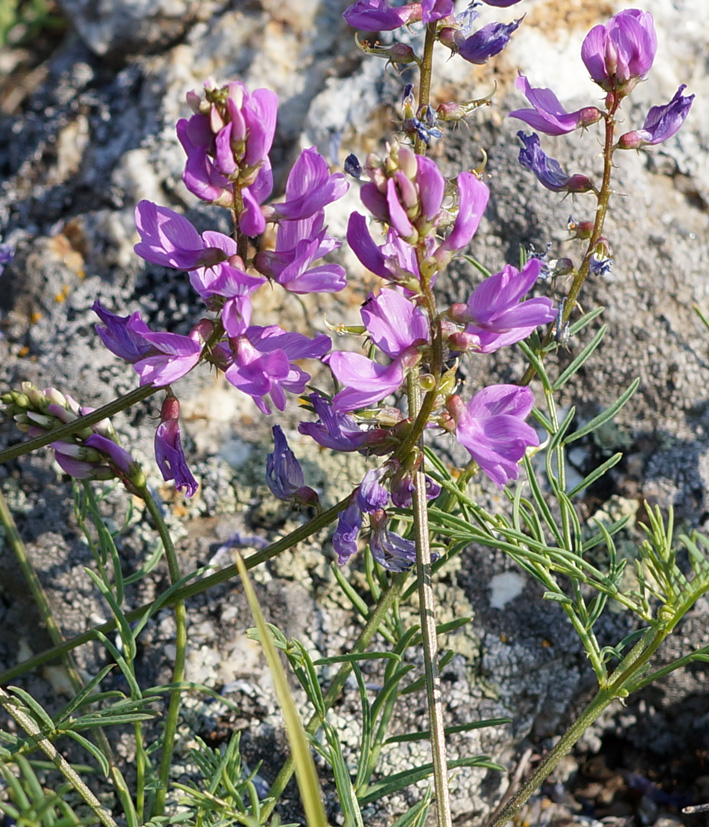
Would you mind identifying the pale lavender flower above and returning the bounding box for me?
[155,395,198,497]
[581,9,657,93]
[266,425,319,506]
[617,85,694,149]
[447,385,539,488]
[509,75,603,135]
[517,132,594,193]
[455,258,556,352]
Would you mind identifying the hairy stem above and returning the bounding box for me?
[407,375,452,827]
[0,685,121,827]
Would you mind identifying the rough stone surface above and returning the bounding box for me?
[1,0,708,823]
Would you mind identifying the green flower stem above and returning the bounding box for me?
[0,494,352,685]
[0,685,120,827]
[0,384,160,465]
[138,485,187,818]
[407,375,452,827]
[489,623,670,827]
[0,484,139,825]
[488,687,616,827]
[520,99,620,386]
[261,571,409,821]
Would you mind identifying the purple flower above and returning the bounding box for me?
[390,470,441,508]
[343,0,420,30]
[0,243,13,276]
[177,81,278,204]
[332,499,362,564]
[221,326,331,414]
[421,0,454,23]
[134,201,222,270]
[617,85,694,149]
[93,302,154,362]
[481,0,524,5]
[357,466,390,513]
[369,511,417,571]
[517,132,594,193]
[448,385,539,488]
[298,393,371,451]
[268,148,349,222]
[327,349,418,412]
[360,289,429,358]
[133,328,204,387]
[53,433,138,484]
[457,258,556,352]
[326,289,427,412]
[254,210,346,294]
[581,9,657,93]
[435,172,489,264]
[440,18,522,65]
[155,395,198,497]
[509,75,603,135]
[266,425,319,506]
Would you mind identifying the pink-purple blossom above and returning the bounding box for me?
[581,9,657,93]
[448,385,539,487]
[219,325,330,414]
[454,258,556,353]
[509,75,603,135]
[327,289,428,412]
[267,147,349,222]
[155,395,198,497]
[254,210,346,294]
[134,201,228,270]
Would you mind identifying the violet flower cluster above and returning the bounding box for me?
[71,41,560,570]
[92,80,348,498]
[510,10,693,195]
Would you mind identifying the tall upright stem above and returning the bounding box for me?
[407,375,452,827]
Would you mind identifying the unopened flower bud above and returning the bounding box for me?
[567,217,594,239]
